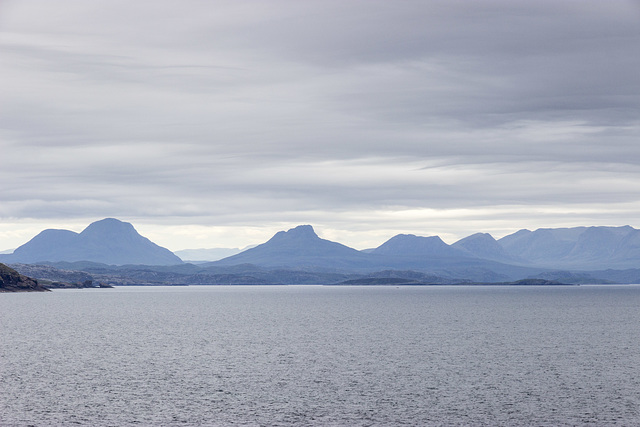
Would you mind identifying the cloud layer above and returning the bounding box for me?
[1,0,639,249]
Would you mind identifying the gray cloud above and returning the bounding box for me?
[1,0,639,249]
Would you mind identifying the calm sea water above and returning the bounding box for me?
[1,285,640,426]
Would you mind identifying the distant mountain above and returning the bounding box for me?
[369,233,514,276]
[210,225,374,270]
[372,234,465,258]
[0,218,182,266]
[498,228,585,263]
[498,226,640,269]
[452,232,518,263]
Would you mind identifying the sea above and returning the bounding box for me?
[1,285,640,426]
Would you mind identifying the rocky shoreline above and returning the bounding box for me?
[0,263,50,292]
[0,263,113,292]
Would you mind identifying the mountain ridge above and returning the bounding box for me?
[496,225,640,269]
[452,232,520,263]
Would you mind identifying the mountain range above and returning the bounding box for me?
[498,226,640,270]
[2,218,640,284]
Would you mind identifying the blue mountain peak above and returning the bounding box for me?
[270,225,319,242]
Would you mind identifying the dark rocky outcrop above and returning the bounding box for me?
[0,263,49,292]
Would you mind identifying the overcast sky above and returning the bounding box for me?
[1,0,640,251]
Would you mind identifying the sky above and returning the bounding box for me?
[1,0,640,251]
